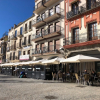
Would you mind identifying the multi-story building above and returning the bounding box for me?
[64,0,100,73]
[5,15,36,77]
[0,35,8,64]
[31,0,64,79]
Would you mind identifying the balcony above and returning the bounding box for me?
[9,56,19,62]
[32,18,45,28]
[33,7,62,28]
[17,31,23,38]
[17,43,22,49]
[42,44,61,55]
[7,47,10,52]
[22,42,27,47]
[43,25,61,39]
[32,25,61,42]
[27,40,32,46]
[23,28,28,34]
[10,45,16,51]
[10,35,17,40]
[63,29,100,49]
[43,7,62,23]
[32,32,43,42]
[32,48,42,56]
[33,0,60,14]
[67,0,100,19]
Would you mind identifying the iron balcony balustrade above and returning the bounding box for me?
[67,0,100,19]
[17,31,23,38]
[32,44,61,56]
[43,7,62,23]
[32,48,42,56]
[10,35,17,40]
[27,39,32,46]
[1,41,6,46]
[32,32,43,42]
[63,29,100,48]
[28,25,32,32]
[33,7,62,28]
[17,43,22,49]
[10,45,16,51]
[43,25,61,39]
[23,27,28,34]
[9,56,18,61]
[22,42,27,47]
[7,47,10,52]
[42,44,61,55]
[33,0,60,14]
[32,25,61,42]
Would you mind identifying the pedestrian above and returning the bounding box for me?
[62,72,66,82]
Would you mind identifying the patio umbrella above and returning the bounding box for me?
[42,57,65,65]
[60,54,100,83]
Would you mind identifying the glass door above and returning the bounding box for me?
[88,22,97,41]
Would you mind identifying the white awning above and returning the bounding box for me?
[60,55,100,63]
[42,57,65,65]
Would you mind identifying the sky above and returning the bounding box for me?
[0,0,35,38]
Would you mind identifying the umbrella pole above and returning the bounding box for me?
[80,62,82,85]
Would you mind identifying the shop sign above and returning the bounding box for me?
[20,55,29,61]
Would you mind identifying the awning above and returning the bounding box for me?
[42,57,65,65]
[30,59,46,65]
[60,54,100,63]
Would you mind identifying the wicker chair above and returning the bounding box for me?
[75,73,79,84]
[84,74,90,85]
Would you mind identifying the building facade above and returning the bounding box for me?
[64,0,100,73]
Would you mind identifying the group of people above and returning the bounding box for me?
[80,70,98,85]
[52,69,99,85]
[52,70,72,82]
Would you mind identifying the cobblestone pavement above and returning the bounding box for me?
[0,74,100,100]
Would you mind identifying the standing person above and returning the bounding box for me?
[62,72,66,82]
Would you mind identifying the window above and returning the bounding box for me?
[49,8,54,16]
[25,24,27,31]
[37,16,41,22]
[87,0,96,10]
[55,21,60,31]
[41,13,45,20]
[20,27,23,35]
[10,53,12,60]
[48,41,53,52]
[73,28,79,44]
[29,21,32,29]
[48,24,53,34]
[19,39,21,47]
[15,30,17,37]
[54,39,60,50]
[88,22,97,40]
[18,51,21,59]
[28,35,31,44]
[23,51,25,55]
[55,4,60,13]
[72,2,79,15]
[13,52,15,60]
[24,37,26,45]
[28,50,30,55]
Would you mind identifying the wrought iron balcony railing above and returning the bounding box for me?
[10,45,16,51]
[10,35,17,40]
[32,48,42,55]
[67,0,100,19]
[7,47,10,52]
[32,44,61,55]
[63,29,100,46]
[17,31,23,37]
[32,25,61,40]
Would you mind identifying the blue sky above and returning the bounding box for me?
[0,0,35,38]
